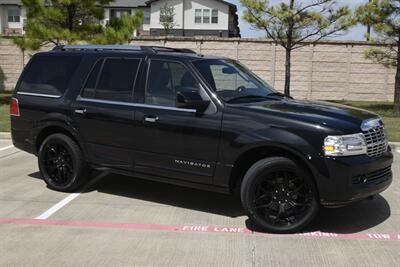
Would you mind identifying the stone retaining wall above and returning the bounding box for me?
[0,36,395,101]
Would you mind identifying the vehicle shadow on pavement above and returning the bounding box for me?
[307,195,391,233]
[87,173,245,218]
[28,171,391,233]
[245,195,390,234]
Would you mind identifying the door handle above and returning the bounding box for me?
[75,108,87,115]
[144,116,159,123]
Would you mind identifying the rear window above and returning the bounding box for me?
[19,55,81,96]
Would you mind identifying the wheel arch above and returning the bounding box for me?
[229,144,319,197]
[34,123,83,154]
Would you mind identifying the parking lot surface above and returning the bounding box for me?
[0,139,399,267]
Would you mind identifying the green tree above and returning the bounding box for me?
[14,0,143,50]
[91,12,143,44]
[159,3,177,36]
[241,0,354,96]
[356,0,400,114]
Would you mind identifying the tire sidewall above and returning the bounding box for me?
[241,157,319,233]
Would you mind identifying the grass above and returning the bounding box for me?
[0,92,11,132]
[330,100,400,142]
[0,92,399,141]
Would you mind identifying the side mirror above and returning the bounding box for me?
[176,91,210,114]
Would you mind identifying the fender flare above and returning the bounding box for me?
[31,113,86,155]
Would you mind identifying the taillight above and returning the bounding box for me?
[10,97,20,116]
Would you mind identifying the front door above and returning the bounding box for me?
[71,56,142,169]
[132,58,222,184]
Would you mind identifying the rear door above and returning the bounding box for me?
[71,55,143,169]
[132,57,223,184]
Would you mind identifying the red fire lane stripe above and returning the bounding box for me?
[0,217,399,241]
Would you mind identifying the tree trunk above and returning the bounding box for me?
[284,48,291,96]
[395,39,400,114]
[284,0,295,96]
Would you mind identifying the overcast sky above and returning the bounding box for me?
[231,0,369,40]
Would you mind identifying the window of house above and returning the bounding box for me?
[81,58,141,102]
[195,9,202,24]
[110,9,132,19]
[146,60,200,107]
[7,6,21,23]
[19,56,81,96]
[143,9,151,24]
[211,9,218,24]
[203,9,210,24]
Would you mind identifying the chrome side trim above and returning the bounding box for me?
[77,96,197,113]
[17,92,62,98]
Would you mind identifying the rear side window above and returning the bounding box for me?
[19,56,81,96]
[82,59,103,98]
[81,58,140,102]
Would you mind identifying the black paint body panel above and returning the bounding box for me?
[10,49,393,206]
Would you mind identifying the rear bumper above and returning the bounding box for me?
[11,129,36,155]
[318,151,393,207]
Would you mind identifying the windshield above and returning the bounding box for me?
[192,59,276,103]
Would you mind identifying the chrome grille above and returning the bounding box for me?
[362,124,388,157]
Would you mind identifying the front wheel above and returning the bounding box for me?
[38,133,89,192]
[241,157,319,233]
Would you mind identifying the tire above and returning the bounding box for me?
[38,133,89,192]
[240,157,319,234]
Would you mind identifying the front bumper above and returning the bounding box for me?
[318,150,393,207]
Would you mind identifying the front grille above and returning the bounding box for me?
[352,166,392,185]
[362,124,388,157]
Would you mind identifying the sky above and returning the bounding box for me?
[231,0,369,40]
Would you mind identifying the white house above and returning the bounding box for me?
[0,0,240,37]
[147,0,240,37]
[0,0,25,35]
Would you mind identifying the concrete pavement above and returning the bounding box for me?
[0,139,399,266]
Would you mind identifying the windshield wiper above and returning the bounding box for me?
[226,95,271,103]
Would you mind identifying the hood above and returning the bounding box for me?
[242,99,378,134]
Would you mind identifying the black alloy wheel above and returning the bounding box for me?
[42,142,74,187]
[241,157,319,233]
[38,133,89,192]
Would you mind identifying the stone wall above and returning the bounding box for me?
[0,36,396,101]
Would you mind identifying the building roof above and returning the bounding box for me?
[107,0,148,8]
[146,0,236,9]
[0,0,149,7]
[0,0,22,5]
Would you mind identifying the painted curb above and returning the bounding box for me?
[0,132,11,139]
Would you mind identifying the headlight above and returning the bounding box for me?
[323,133,367,157]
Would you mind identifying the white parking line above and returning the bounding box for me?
[0,145,13,151]
[35,171,108,220]
[35,193,80,220]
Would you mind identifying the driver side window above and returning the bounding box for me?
[146,60,200,107]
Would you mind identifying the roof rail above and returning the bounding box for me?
[53,45,142,51]
[148,46,197,54]
[52,45,197,54]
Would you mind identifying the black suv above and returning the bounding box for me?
[10,45,393,233]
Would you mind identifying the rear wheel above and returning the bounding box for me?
[241,157,319,233]
[38,133,89,192]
